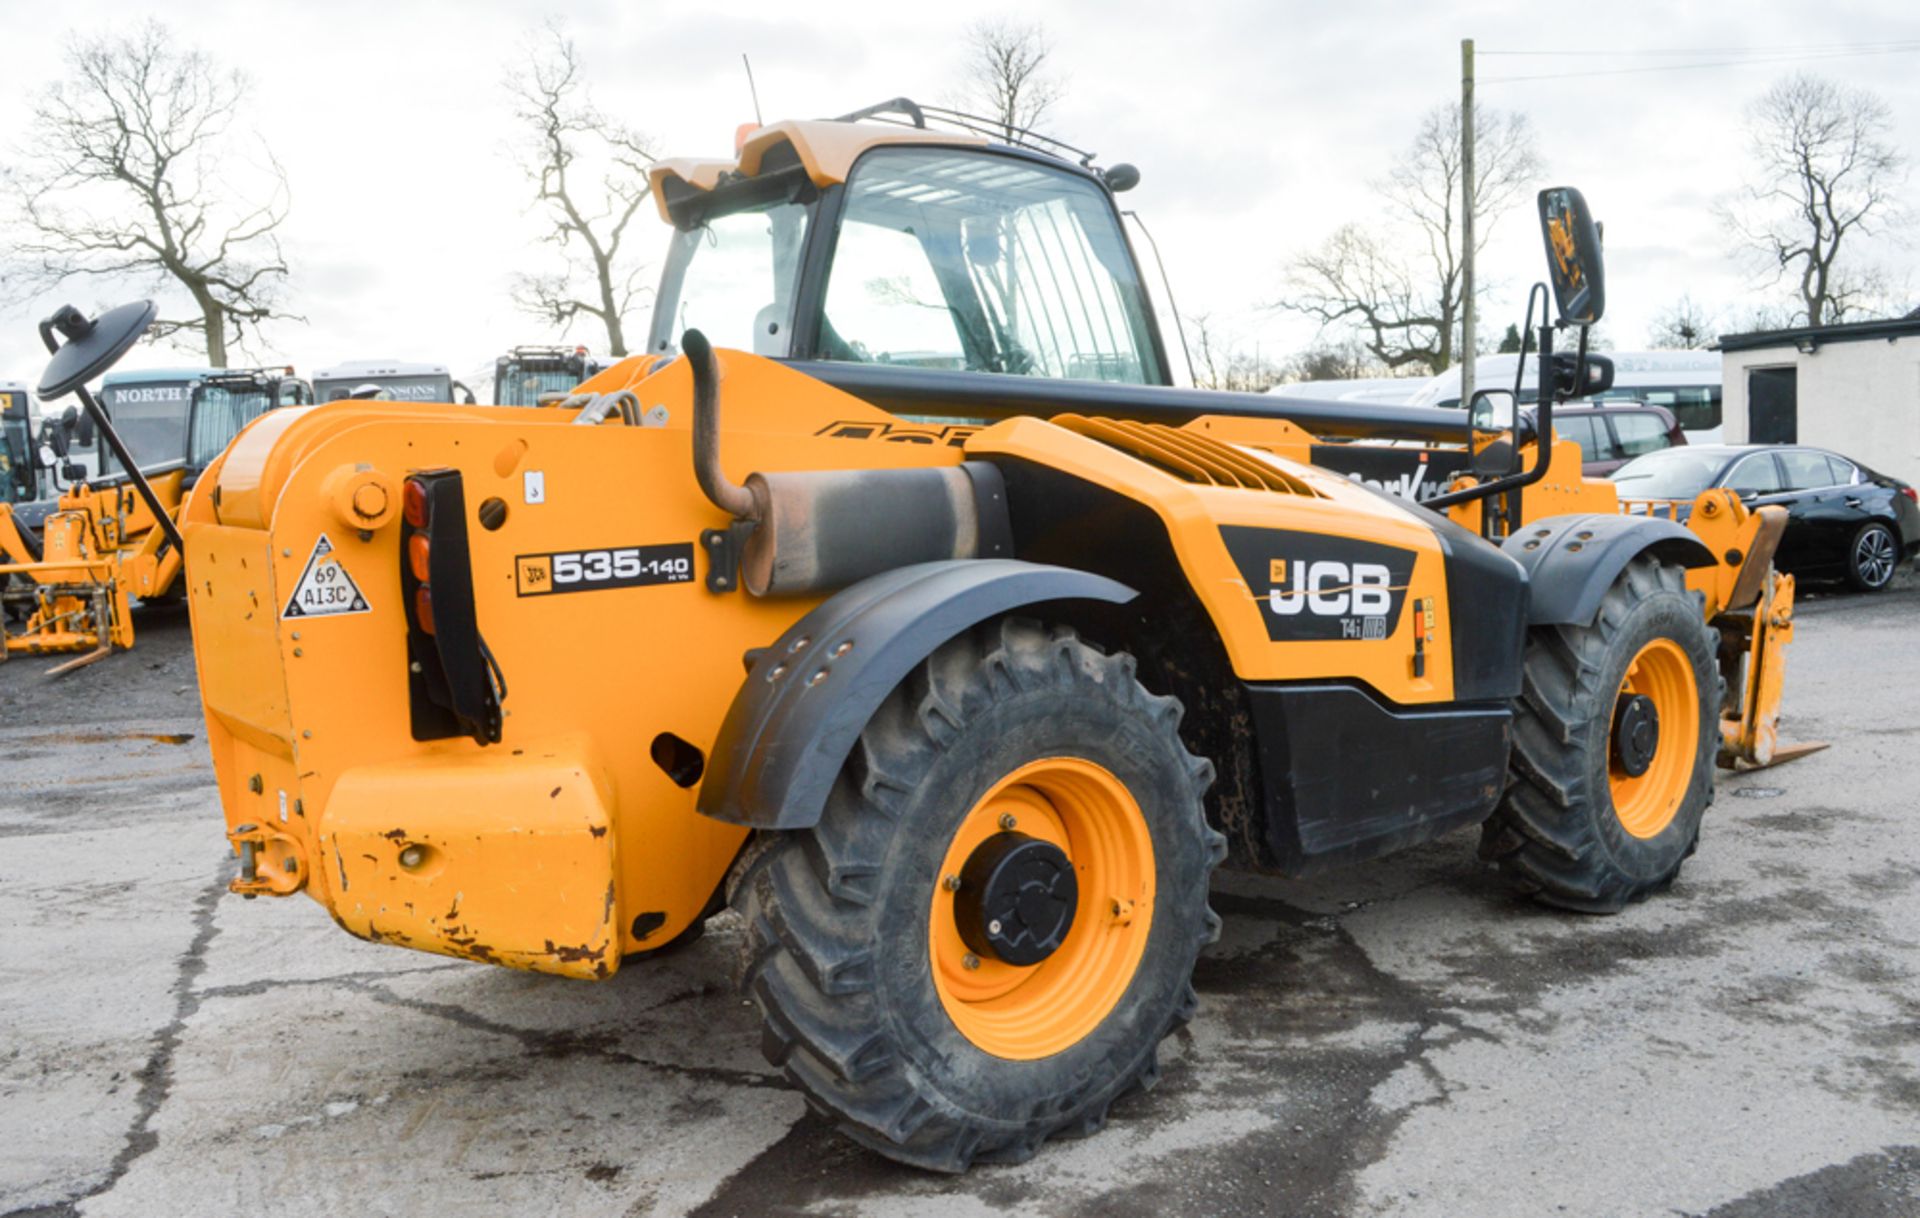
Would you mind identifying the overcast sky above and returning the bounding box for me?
[2,0,1916,400]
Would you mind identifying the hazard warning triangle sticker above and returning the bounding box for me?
[282,534,371,618]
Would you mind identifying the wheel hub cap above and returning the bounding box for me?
[1612,693,1660,777]
[955,832,1078,966]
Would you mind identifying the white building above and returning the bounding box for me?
[1717,314,1920,485]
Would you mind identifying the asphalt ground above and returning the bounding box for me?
[2,578,1917,1217]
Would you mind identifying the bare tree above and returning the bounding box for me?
[1278,103,1540,375]
[1718,74,1907,327]
[1185,312,1285,392]
[1280,340,1381,385]
[1647,294,1719,349]
[956,20,1065,138]
[5,22,293,367]
[508,22,656,357]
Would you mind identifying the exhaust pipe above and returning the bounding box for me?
[681,330,1009,597]
[684,330,762,521]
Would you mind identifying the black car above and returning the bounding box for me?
[1612,444,1920,591]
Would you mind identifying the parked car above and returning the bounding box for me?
[1612,444,1920,591]
[1546,402,1686,475]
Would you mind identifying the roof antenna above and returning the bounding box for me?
[742,54,764,126]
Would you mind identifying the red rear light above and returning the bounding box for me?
[403,478,430,529]
[1902,487,1917,505]
[414,585,435,635]
[407,533,432,582]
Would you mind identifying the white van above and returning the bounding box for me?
[1266,376,1424,407]
[1404,350,1724,443]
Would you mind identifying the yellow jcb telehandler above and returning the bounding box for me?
[44,101,1800,1169]
[0,328,307,673]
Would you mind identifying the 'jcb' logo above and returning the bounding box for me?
[1268,560,1394,617]
[1222,525,1415,643]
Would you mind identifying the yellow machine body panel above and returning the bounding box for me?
[188,354,980,973]
[966,416,1464,702]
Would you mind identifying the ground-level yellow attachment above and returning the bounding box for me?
[1609,638,1701,839]
[929,757,1155,1061]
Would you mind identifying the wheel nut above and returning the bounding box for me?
[997,813,1017,830]
[943,874,961,892]
[963,953,981,970]
[398,845,427,870]
[988,919,1003,935]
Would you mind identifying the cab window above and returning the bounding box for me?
[1725,453,1784,495]
[817,148,1162,384]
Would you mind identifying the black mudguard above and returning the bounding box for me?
[696,559,1136,829]
[1503,513,1714,627]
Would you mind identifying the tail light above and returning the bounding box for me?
[1902,486,1917,505]
[406,533,432,585]
[400,470,504,744]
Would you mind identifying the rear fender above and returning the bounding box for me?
[1503,513,1714,627]
[696,559,1136,829]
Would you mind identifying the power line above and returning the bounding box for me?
[1482,44,1920,83]
[1481,40,1920,57]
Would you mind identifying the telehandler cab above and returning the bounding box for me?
[0,340,308,671]
[49,100,1800,1169]
[492,344,604,406]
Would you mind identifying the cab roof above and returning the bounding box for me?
[101,367,217,385]
[649,118,989,226]
[314,359,449,380]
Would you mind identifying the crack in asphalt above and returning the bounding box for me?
[341,974,786,1093]
[3,857,232,1218]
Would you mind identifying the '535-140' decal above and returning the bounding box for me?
[516,542,695,596]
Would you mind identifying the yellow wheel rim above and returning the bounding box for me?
[1608,638,1699,839]
[928,757,1155,1061]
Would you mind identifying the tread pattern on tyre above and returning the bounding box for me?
[1481,557,1723,913]
[733,618,1224,1171]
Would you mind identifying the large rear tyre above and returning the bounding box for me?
[733,618,1224,1171]
[1481,557,1721,913]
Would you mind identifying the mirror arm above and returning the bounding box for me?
[1425,319,1558,515]
[36,323,186,555]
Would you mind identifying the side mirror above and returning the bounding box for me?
[1468,389,1518,479]
[1537,187,1605,325]
[37,301,158,399]
[1550,351,1615,399]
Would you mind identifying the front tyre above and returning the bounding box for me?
[1481,557,1721,913]
[733,619,1224,1170]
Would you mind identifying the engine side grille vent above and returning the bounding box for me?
[1051,414,1321,496]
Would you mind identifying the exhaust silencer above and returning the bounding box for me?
[683,329,1011,598]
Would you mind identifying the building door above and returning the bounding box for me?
[1748,366,1798,444]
